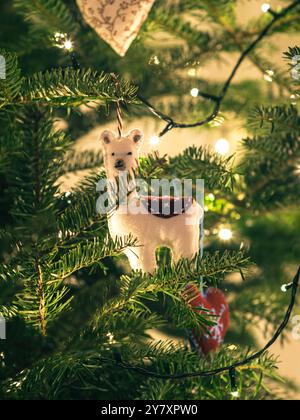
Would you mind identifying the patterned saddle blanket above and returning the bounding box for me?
[139,196,195,219]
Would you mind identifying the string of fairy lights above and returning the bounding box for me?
[53,1,300,144]
[52,1,300,155]
[50,2,300,397]
[137,0,300,138]
[106,266,300,399]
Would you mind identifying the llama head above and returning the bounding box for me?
[100,129,143,178]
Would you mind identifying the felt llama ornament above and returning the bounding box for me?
[184,284,230,355]
[100,128,204,274]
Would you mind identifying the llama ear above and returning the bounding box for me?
[100,130,115,145]
[127,129,144,148]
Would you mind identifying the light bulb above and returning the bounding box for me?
[63,39,73,51]
[54,32,64,40]
[150,135,160,146]
[190,88,199,97]
[149,55,160,65]
[281,282,293,293]
[188,68,196,77]
[264,69,274,82]
[228,344,237,351]
[107,332,115,344]
[215,138,230,155]
[290,94,298,105]
[218,228,233,241]
[53,32,74,51]
[231,390,239,398]
[261,3,271,13]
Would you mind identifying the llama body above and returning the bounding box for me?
[100,129,203,273]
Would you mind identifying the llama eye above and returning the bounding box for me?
[111,153,115,156]
[127,152,133,156]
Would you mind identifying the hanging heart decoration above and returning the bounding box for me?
[77,0,156,57]
[184,284,230,355]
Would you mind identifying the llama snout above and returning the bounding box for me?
[114,159,126,171]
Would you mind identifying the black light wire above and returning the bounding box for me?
[138,0,300,137]
[109,267,299,381]
[67,1,300,139]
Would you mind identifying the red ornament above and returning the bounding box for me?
[184,285,230,355]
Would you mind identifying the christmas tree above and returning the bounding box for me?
[0,0,300,400]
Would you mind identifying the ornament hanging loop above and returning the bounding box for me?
[111,73,123,138]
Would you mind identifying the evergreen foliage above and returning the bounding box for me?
[0,0,299,400]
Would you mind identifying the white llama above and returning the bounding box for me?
[99,129,203,273]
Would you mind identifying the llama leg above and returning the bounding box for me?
[124,247,157,273]
[124,248,141,271]
[172,228,200,265]
[138,247,157,274]
[172,246,197,265]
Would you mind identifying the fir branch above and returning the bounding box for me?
[140,0,300,137]
[0,49,22,107]
[0,65,138,109]
[56,192,106,243]
[135,152,168,180]
[149,6,212,49]
[0,304,19,319]
[6,107,69,226]
[239,106,300,209]
[231,288,291,339]
[0,263,22,284]
[7,344,279,400]
[284,46,300,57]
[249,51,294,95]
[241,134,300,158]
[80,310,164,350]
[93,270,213,333]
[154,0,236,17]
[15,271,73,331]
[14,0,79,35]
[21,68,137,107]
[35,256,46,335]
[188,250,250,284]
[94,250,249,333]
[62,149,103,174]
[248,105,300,135]
[283,45,300,102]
[167,146,236,191]
[49,235,139,281]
